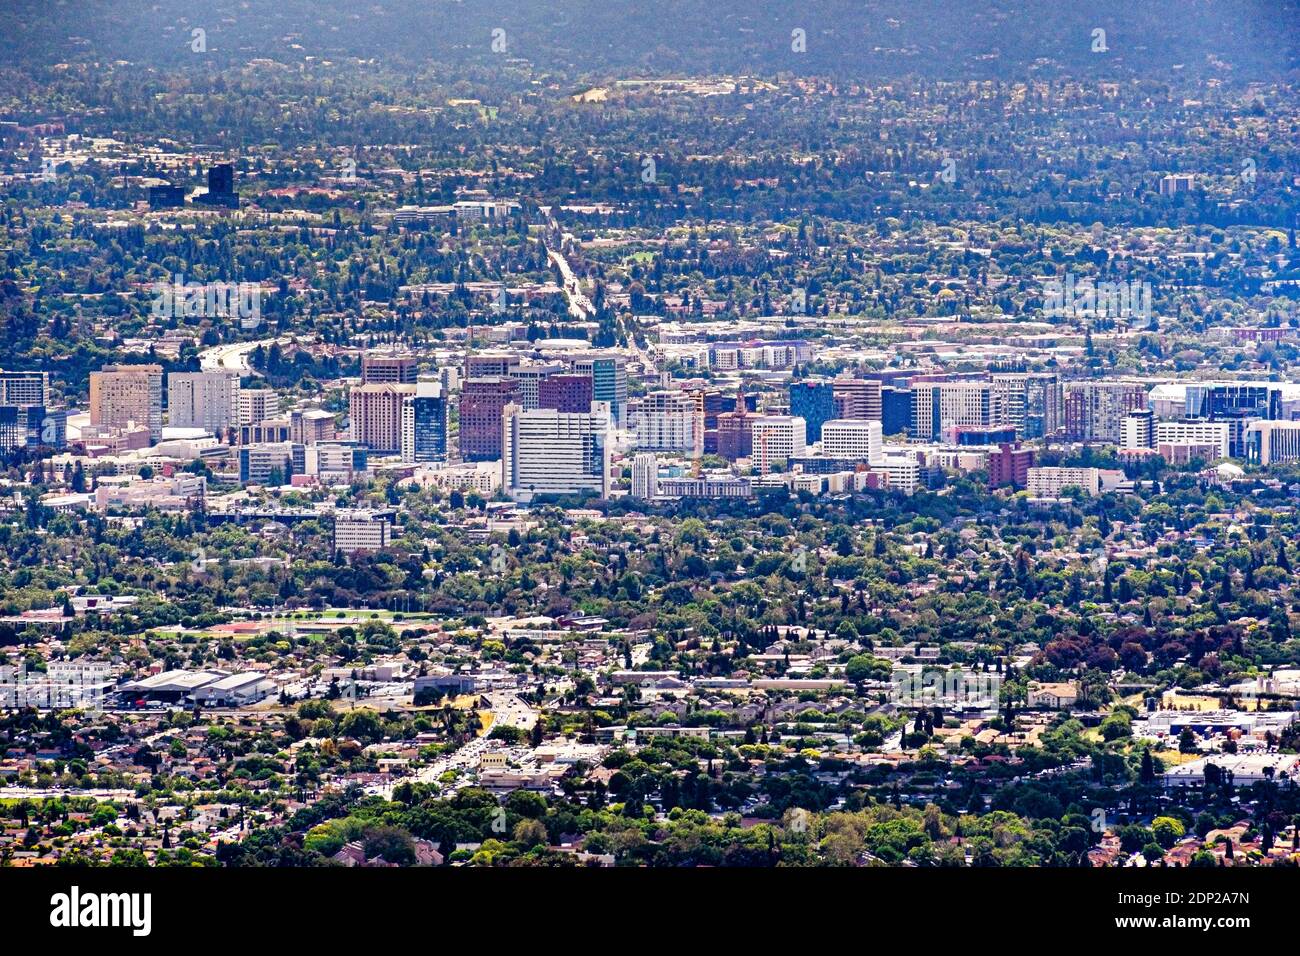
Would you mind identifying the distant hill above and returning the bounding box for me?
[2,0,1298,82]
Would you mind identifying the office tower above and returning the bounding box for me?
[148,183,186,209]
[0,370,49,406]
[236,388,278,427]
[716,397,754,461]
[459,377,521,461]
[465,353,519,378]
[699,389,737,429]
[987,443,1035,489]
[349,383,415,455]
[832,378,882,421]
[508,361,566,410]
[401,382,449,463]
[881,386,911,436]
[572,355,627,426]
[1247,420,1300,466]
[631,452,658,500]
[209,163,234,194]
[820,419,882,463]
[910,382,993,442]
[361,354,418,384]
[1120,410,1155,451]
[636,390,703,454]
[501,404,610,501]
[238,442,305,485]
[334,510,396,555]
[1155,421,1231,459]
[1185,383,1281,459]
[167,371,239,433]
[0,406,62,452]
[1063,382,1148,442]
[306,441,369,482]
[789,381,836,443]
[89,364,163,442]
[291,408,336,445]
[992,372,1061,439]
[538,374,594,414]
[196,163,239,209]
[750,415,807,475]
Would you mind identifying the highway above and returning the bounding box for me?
[199,337,279,375]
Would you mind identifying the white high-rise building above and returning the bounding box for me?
[821,419,883,464]
[1120,409,1155,451]
[502,404,611,501]
[631,452,658,500]
[634,390,703,454]
[236,388,278,427]
[750,415,807,475]
[168,371,239,433]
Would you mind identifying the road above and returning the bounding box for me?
[199,337,279,375]
[545,244,596,320]
[486,692,538,731]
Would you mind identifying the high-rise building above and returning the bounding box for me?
[465,353,519,378]
[1155,421,1230,459]
[0,405,62,453]
[820,419,882,463]
[635,390,703,454]
[196,163,239,209]
[90,364,163,442]
[572,355,627,426]
[716,407,754,461]
[334,509,396,555]
[361,354,418,384]
[291,408,336,445]
[911,382,993,442]
[509,362,566,410]
[1120,409,1155,451]
[167,371,239,433]
[832,378,882,421]
[537,374,593,414]
[789,381,836,443]
[750,415,807,475]
[1185,383,1281,459]
[631,452,658,500]
[0,370,49,406]
[401,382,449,463]
[236,388,278,428]
[501,404,610,501]
[459,377,521,461]
[349,383,416,455]
[1063,382,1148,442]
[992,372,1061,439]
[881,386,911,436]
[987,442,1034,489]
[209,163,234,194]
